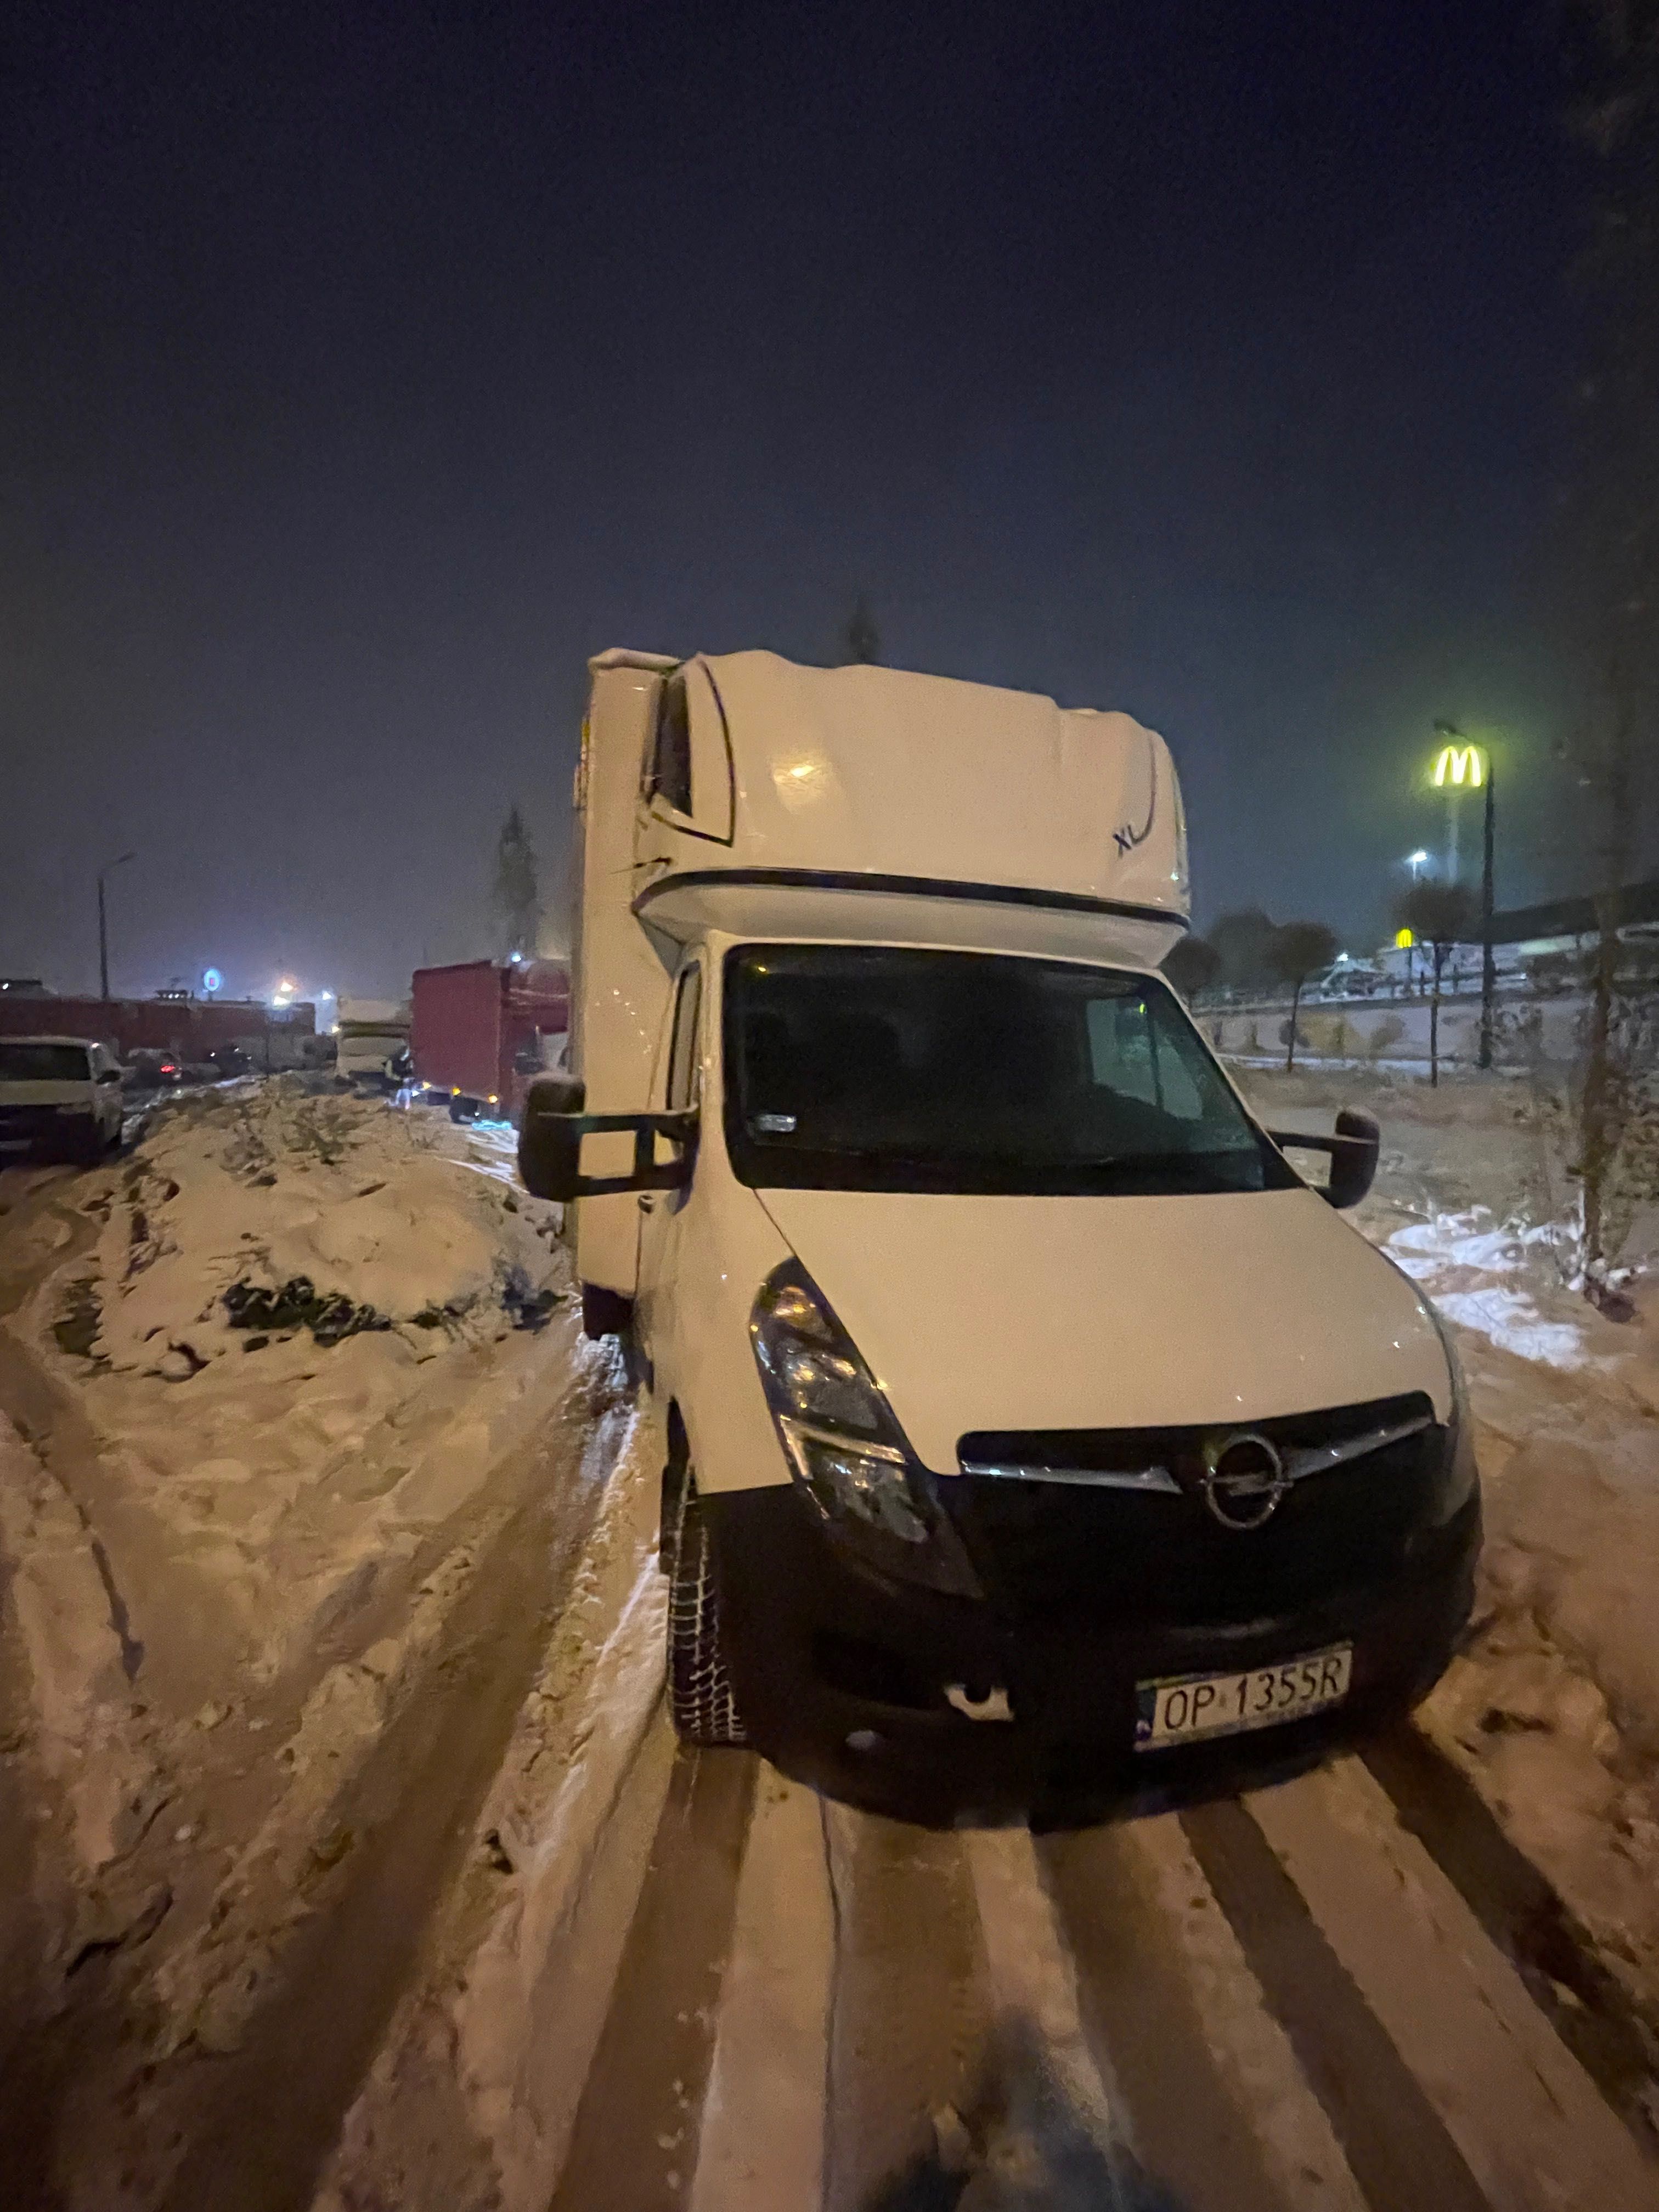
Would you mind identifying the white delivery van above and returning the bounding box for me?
[520,651,1479,1818]
[0,1036,125,1163]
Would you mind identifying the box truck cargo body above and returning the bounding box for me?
[521,650,1479,1818]
[411,958,569,1124]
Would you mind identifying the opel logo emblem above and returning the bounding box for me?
[1201,1431,1289,1531]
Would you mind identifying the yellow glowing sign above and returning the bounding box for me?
[1395,927,1415,950]
[1432,744,1483,788]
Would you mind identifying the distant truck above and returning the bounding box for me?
[410,958,570,1124]
[335,997,412,1089]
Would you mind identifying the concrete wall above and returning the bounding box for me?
[1199,987,1587,1070]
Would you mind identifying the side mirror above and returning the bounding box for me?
[517,1075,697,1203]
[97,1068,122,1086]
[1266,1109,1380,1211]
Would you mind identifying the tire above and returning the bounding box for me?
[580,1283,634,1341]
[668,1483,748,1747]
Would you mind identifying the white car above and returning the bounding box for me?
[0,1036,125,1164]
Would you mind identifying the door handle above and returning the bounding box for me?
[637,1193,658,1214]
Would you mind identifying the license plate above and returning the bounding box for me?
[1134,1643,1352,1751]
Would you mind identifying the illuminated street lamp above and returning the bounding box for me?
[1406,849,1429,881]
[97,851,136,1001]
[1429,722,1497,1070]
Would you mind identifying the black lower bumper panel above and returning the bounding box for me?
[705,1483,1480,1827]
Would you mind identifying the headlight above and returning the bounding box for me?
[1421,1295,1480,1521]
[751,1262,979,1595]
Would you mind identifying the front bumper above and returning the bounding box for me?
[707,1482,1480,1826]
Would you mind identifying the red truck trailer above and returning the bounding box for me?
[410,958,570,1124]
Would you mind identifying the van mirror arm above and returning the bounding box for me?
[1265,1109,1380,1210]
[518,1079,698,1202]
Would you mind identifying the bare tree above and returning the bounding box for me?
[1271,921,1339,1071]
[840,595,882,664]
[492,806,540,962]
[1163,934,1221,1000]
[1396,882,1477,1088]
[1208,908,1280,994]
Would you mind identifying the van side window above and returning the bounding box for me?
[646,677,693,817]
[666,963,702,1110]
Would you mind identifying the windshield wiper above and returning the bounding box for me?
[1069,1152,1259,1187]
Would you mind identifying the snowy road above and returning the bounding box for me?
[305,1402,1659,2212]
[3,1081,1659,2209]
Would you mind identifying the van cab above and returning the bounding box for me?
[521,652,1479,1819]
[0,1036,125,1164]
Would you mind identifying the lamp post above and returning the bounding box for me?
[97,851,136,1002]
[1429,726,1497,1070]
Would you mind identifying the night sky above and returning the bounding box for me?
[3,1,1593,1002]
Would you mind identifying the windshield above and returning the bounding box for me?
[0,1042,92,1082]
[723,946,1296,1196]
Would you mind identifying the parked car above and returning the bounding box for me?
[0,1036,125,1163]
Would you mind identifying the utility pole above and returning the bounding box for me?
[97,851,136,1001]
[1479,763,1497,1070]
[1430,725,1499,1070]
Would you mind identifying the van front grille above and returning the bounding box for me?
[946,1395,1442,1630]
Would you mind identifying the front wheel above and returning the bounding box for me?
[667,1485,748,1748]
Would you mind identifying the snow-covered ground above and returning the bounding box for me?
[1239,1064,1659,2056]
[0,1081,629,2204]
[5,1066,1659,2209]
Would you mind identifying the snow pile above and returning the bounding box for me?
[87,1084,561,1379]
[1386,1209,1595,1370]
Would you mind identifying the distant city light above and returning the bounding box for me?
[202,966,222,995]
[1408,849,1428,865]
[1395,927,1415,950]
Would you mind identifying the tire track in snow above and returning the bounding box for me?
[159,1432,612,2212]
[1363,1719,1659,2156]
[316,1402,669,2212]
[1039,1821,1287,2212]
[688,1774,836,2212]
[961,1823,1136,2205]
[548,1746,758,2212]
[1240,1758,1659,2212]
[1181,1791,1492,2212]
[819,1808,992,2211]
